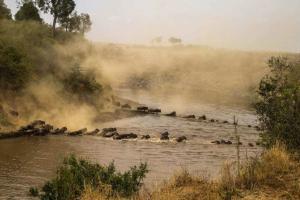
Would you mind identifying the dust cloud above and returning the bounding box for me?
[0,37,293,131]
[93,44,283,108]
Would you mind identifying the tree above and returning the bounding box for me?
[169,37,182,45]
[59,11,76,32]
[151,36,162,45]
[255,57,300,150]
[78,13,91,35]
[0,0,12,20]
[15,1,42,22]
[59,12,91,35]
[36,0,75,36]
[59,11,79,32]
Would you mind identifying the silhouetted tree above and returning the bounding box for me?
[36,0,75,36]
[168,37,182,45]
[151,37,162,45]
[15,1,42,22]
[0,0,12,20]
[59,12,91,35]
[78,13,91,35]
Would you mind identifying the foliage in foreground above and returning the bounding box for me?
[82,145,300,200]
[30,155,148,200]
[255,56,300,150]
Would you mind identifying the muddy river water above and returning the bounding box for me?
[0,89,261,199]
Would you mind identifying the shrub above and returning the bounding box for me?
[63,65,103,101]
[255,56,300,150]
[30,155,148,200]
[29,187,39,197]
[217,144,299,199]
[0,42,32,91]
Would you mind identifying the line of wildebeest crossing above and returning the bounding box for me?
[0,104,260,147]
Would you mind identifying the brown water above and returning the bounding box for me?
[0,89,261,199]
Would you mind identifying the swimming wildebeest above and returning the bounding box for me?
[148,108,161,113]
[86,129,100,135]
[103,131,118,138]
[68,128,87,136]
[141,135,151,140]
[102,128,117,134]
[165,111,176,117]
[137,106,148,112]
[160,131,169,140]
[52,127,68,135]
[183,115,196,119]
[199,115,207,120]
[101,128,118,137]
[113,133,138,140]
[176,136,187,142]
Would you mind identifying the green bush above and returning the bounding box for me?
[15,1,42,22]
[0,20,103,97]
[0,42,32,91]
[29,187,39,197]
[31,155,148,200]
[63,65,103,101]
[255,56,300,150]
[0,0,12,20]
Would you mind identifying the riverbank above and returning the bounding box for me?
[81,144,300,200]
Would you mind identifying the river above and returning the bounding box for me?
[0,89,261,199]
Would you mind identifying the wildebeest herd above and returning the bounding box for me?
[0,104,260,147]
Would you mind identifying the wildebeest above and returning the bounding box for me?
[113,133,138,140]
[137,106,148,112]
[148,108,161,113]
[86,129,100,135]
[183,115,196,119]
[176,136,187,142]
[52,127,68,135]
[102,128,117,134]
[102,131,118,138]
[141,135,151,140]
[68,128,87,136]
[160,131,169,140]
[248,143,254,147]
[165,111,176,117]
[199,115,207,120]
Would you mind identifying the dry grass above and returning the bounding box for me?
[221,144,300,199]
[141,170,219,200]
[81,185,123,200]
[80,144,300,200]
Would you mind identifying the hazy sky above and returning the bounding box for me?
[5,0,300,52]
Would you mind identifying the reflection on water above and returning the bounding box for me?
[0,90,261,199]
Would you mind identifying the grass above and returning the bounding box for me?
[80,144,300,200]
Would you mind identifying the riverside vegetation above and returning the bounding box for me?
[0,0,114,131]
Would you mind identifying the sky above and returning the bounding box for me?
[5,0,300,52]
